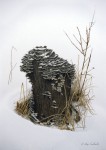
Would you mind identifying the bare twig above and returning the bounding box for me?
[8,46,17,84]
[20,83,25,101]
[64,31,83,54]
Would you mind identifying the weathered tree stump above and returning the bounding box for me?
[20,46,75,121]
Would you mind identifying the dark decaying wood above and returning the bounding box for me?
[20,46,75,121]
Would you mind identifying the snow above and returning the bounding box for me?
[0,91,106,150]
[0,0,106,149]
[40,51,50,58]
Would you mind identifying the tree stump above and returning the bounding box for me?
[20,46,75,121]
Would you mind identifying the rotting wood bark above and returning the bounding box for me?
[20,46,75,121]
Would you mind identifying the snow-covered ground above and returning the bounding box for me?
[0,91,106,150]
[0,0,106,149]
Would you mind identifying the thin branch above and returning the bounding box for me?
[20,83,25,101]
[77,27,83,52]
[80,50,92,93]
[73,34,80,45]
[8,46,17,84]
[64,31,83,54]
[8,63,17,84]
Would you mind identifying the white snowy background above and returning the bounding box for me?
[0,0,106,150]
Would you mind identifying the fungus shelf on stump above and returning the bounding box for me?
[20,46,75,121]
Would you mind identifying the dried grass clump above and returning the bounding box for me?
[15,82,31,118]
[16,100,29,117]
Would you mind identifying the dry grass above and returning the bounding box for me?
[15,82,31,118]
[16,100,29,117]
